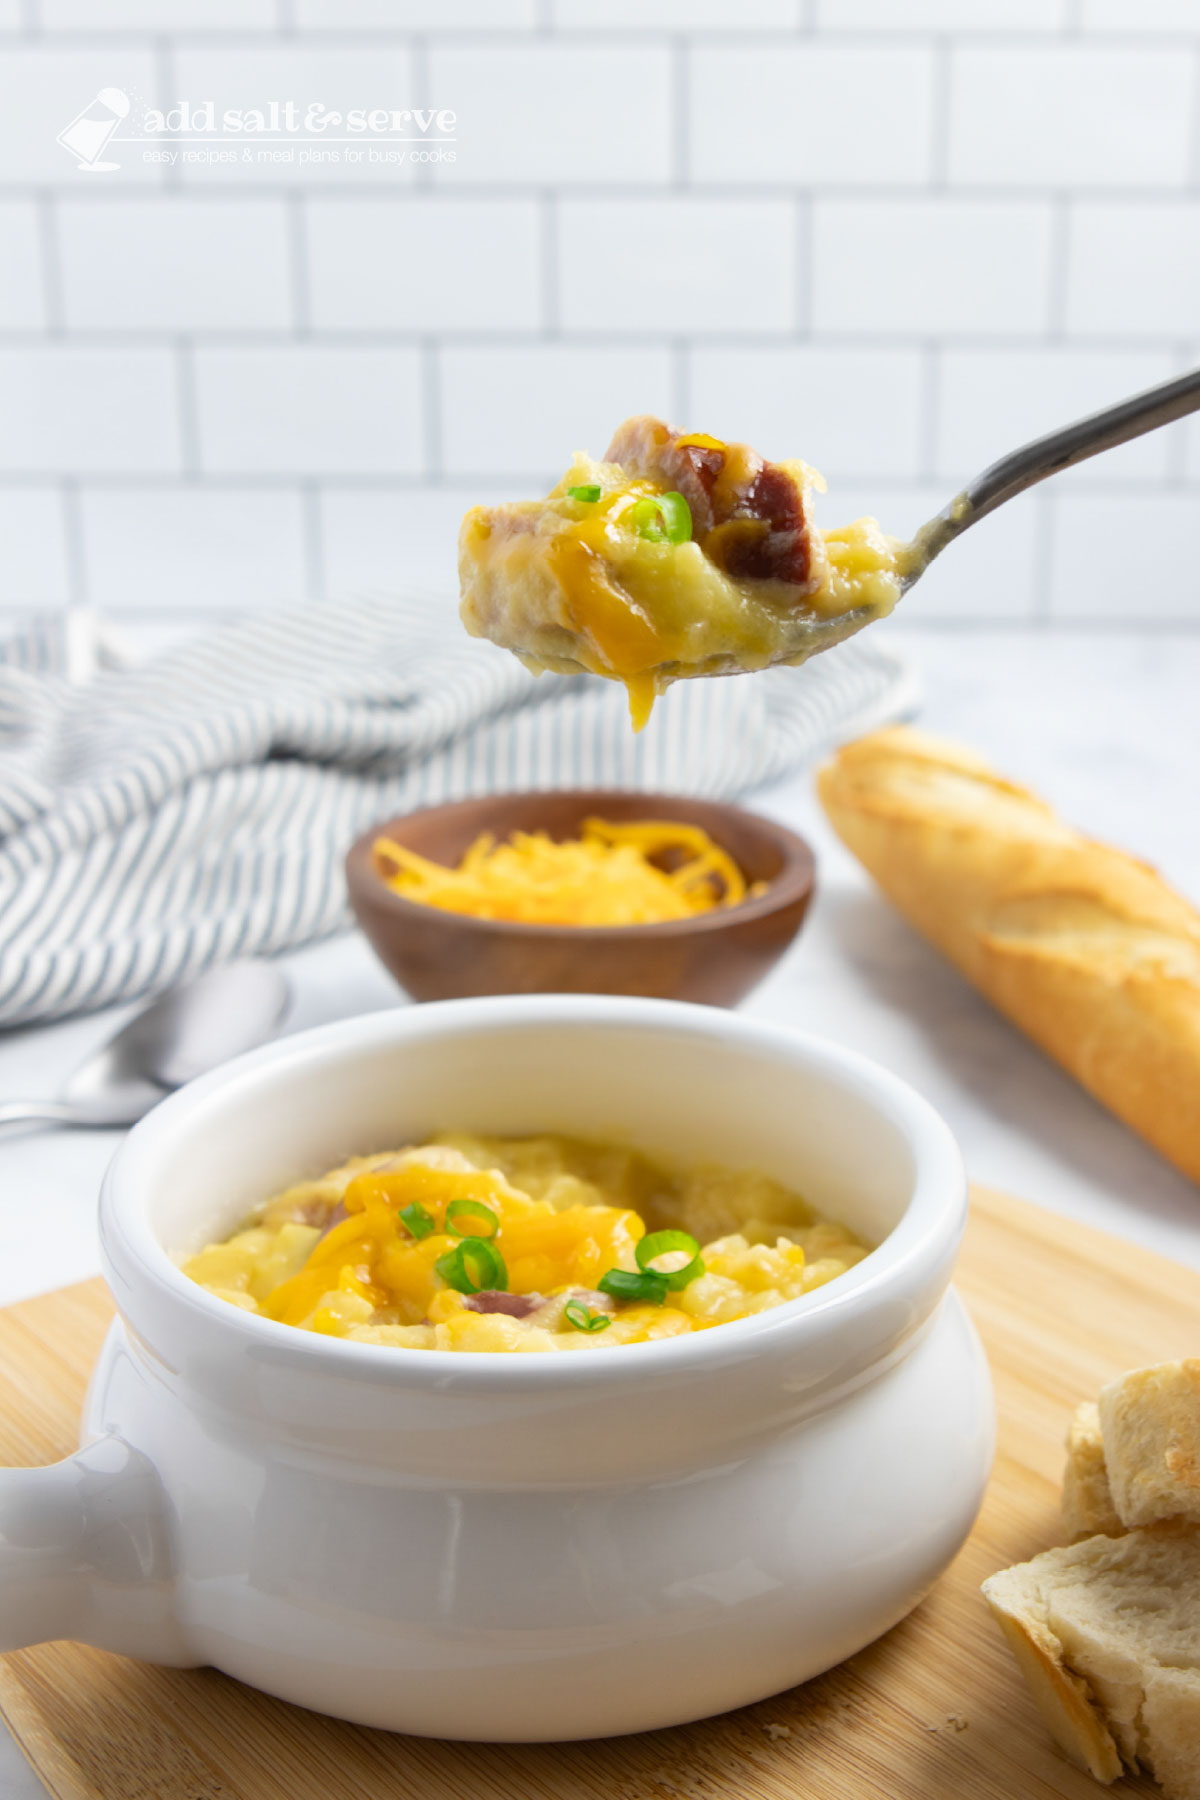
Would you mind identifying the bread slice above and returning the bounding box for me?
[983,1529,1200,1798]
[1099,1360,1200,1529]
[1063,1401,1124,1542]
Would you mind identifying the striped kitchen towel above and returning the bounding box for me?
[0,596,919,1026]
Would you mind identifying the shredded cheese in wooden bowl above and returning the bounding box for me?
[372,816,762,927]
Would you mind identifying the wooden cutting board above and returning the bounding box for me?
[0,1187,1189,1800]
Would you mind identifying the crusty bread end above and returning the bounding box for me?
[982,1558,1124,1784]
[1063,1401,1124,1542]
[1099,1360,1200,1529]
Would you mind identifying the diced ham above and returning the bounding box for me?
[463,1290,545,1318]
[604,415,815,588]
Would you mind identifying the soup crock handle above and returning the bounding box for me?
[0,1434,191,1662]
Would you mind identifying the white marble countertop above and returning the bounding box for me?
[1,623,1199,1795]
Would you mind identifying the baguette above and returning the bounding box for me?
[1063,1402,1124,1543]
[982,1529,1200,1799]
[817,727,1200,1186]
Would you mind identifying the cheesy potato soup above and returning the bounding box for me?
[183,1134,871,1353]
[459,415,910,729]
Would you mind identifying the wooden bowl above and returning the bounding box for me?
[345,790,815,1009]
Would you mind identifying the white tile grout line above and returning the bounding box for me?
[7,329,1196,354]
[16,0,37,33]
[9,27,1200,46]
[276,0,297,38]
[4,183,1199,204]
[34,190,63,337]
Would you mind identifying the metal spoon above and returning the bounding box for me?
[901,364,1200,592]
[472,367,1200,695]
[750,364,1200,669]
[0,961,291,1132]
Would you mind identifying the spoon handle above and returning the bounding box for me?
[906,364,1200,584]
[0,1099,87,1130]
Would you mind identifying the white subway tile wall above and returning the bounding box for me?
[1049,494,1200,618]
[0,489,72,608]
[557,199,797,334]
[57,198,294,331]
[935,349,1175,484]
[1066,202,1200,336]
[946,48,1195,189]
[812,200,1056,337]
[80,487,308,612]
[193,345,424,475]
[306,198,542,332]
[689,346,925,479]
[0,7,1196,627]
[0,202,45,330]
[689,46,935,187]
[439,345,674,477]
[0,347,181,474]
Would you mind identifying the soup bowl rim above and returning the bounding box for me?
[98,994,966,1394]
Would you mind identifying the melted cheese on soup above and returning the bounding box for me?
[182,1134,871,1354]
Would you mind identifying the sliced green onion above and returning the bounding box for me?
[635,1229,705,1291]
[398,1200,436,1240]
[598,1267,669,1306]
[445,1199,499,1240]
[628,491,692,545]
[564,1299,611,1333]
[435,1237,509,1295]
[567,483,602,503]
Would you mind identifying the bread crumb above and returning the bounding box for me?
[926,1713,969,1734]
[762,1722,793,1741]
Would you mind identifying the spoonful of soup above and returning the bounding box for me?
[458,368,1200,729]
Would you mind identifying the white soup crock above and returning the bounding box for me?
[0,995,994,1740]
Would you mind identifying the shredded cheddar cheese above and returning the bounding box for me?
[372,816,760,926]
[181,1134,873,1354]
